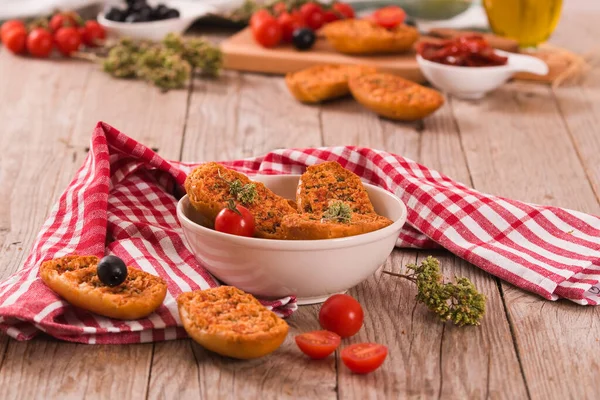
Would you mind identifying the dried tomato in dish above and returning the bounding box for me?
[416,35,508,67]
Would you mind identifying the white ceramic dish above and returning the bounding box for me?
[177,175,407,305]
[97,1,216,41]
[416,50,549,99]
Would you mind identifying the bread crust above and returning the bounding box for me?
[282,213,392,240]
[321,19,419,55]
[285,64,377,103]
[40,255,167,320]
[177,286,289,359]
[349,73,444,121]
[184,162,296,239]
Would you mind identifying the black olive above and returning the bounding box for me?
[152,4,169,20]
[404,18,416,27]
[97,256,128,287]
[128,0,149,13]
[125,12,144,23]
[163,9,181,19]
[137,5,153,21]
[292,28,316,51]
[105,7,126,22]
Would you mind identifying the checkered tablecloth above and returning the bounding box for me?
[0,121,598,344]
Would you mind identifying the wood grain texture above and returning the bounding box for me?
[548,10,600,203]
[335,252,527,400]
[452,78,600,399]
[0,55,191,400]
[0,55,92,281]
[320,99,527,399]
[0,336,152,399]
[181,72,322,162]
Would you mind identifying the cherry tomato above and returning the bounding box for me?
[295,330,341,359]
[3,27,27,54]
[80,20,106,47]
[26,28,53,58]
[319,293,363,338]
[54,27,82,56]
[250,9,272,29]
[373,6,406,29]
[333,2,355,19]
[341,343,388,374]
[49,12,78,32]
[322,11,339,24]
[251,15,282,48]
[215,203,255,237]
[300,2,325,31]
[1,20,25,42]
[277,11,304,43]
[272,1,287,16]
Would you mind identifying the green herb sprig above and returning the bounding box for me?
[384,256,486,326]
[101,34,222,91]
[217,170,257,205]
[322,201,352,223]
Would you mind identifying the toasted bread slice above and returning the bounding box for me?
[285,64,377,103]
[349,73,444,121]
[40,255,167,320]
[177,286,289,359]
[321,19,419,55]
[184,162,296,239]
[296,161,375,215]
[282,212,393,240]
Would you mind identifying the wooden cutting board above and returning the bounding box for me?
[221,28,425,82]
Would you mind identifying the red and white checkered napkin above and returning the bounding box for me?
[1,122,599,344]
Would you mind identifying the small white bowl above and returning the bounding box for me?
[177,175,407,305]
[416,50,549,99]
[98,1,216,41]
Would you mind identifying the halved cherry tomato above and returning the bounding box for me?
[80,20,106,47]
[319,294,364,338]
[1,20,25,42]
[341,343,388,374]
[333,2,355,19]
[54,27,82,56]
[295,330,341,359]
[322,11,339,24]
[373,6,406,29]
[250,9,272,29]
[49,12,79,32]
[215,203,255,237]
[277,11,304,43]
[26,28,53,58]
[300,2,325,31]
[3,27,27,54]
[272,1,287,16]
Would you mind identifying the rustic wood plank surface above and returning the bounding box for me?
[0,2,599,399]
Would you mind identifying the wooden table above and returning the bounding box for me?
[0,2,598,399]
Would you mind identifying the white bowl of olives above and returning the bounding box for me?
[98,0,216,41]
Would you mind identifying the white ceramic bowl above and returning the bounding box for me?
[97,1,216,41]
[177,175,407,305]
[416,50,549,99]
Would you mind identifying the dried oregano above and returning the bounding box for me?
[102,34,222,90]
[322,201,352,223]
[384,256,486,326]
